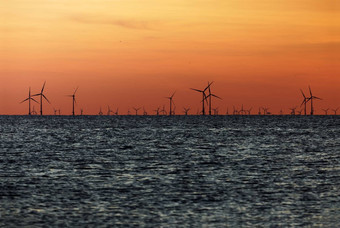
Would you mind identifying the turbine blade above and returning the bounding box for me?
[31,98,39,103]
[300,89,306,98]
[309,86,312,96]
[190,88,203,93]
[74,87,79,95]
[212,94,222,99]
[20,98,29,103]
[41,81,46,93]
[42,94,50,104]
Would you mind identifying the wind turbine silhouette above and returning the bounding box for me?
[332,107,339,115]
[206,82,222,115]
[161,105,167,115]
[191,82,212,115]
[183,107,190,115]
[32,106,38,115]
[143,107,148,115]
[67,87,78,116]
[300,89,309,116]
[33,81,50,115]
[322,108,329,115]
[114,108,119,115]
[98,107,103,115]
[107,106,113,115]
[166,92,175,116]
[20,87,38,115]
[133,107,141,115]
[154,107,160,115]
[308,86,321,115]
[290,107,297,115]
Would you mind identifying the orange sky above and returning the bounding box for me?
[1,0,339,115]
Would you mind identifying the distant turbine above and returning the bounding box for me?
[32,106,38,115]
[154,107,160,115]
[107,105,113,116]
[67,87,78,116]
[308,86,321,115]
[133,107,141,115]
[300,89,309,116]
[32,81,50,115]
[322,108,329,115]
[20,87,38,115]
[98,107,103,115]
[166,92,176,116]
[206,81,222,115]
[143,107,148,115]
[191,82,212,115]
[332,107,339,115]
[290,107,297,115]
[183,107,190,115]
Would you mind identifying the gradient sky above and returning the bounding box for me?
[1,0,339,115]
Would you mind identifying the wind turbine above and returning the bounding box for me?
[300,89,309,116]
[98,107,103,115]
[114,108,119,115]
[322,108,329,115]
[32,106,37,115]
[290,107,297,115]
[183,107,190,115]
[191,82,212,115]
[206,82,222,115]
[308,86,321,115]
[161,105,167,115]
[133,107,141,115]
[67,87,78,116]
[20,87,38,115]
[143,107,148,115]
[332,107,339,115]
[166,92,175,116]
[33,81,50,115]
[107,105,113,115]
[154,107,160,115]
[212,107,219,115]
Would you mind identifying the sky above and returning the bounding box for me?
[1,0,339,115]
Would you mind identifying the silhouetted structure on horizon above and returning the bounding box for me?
[21,87,38,115]
[67,87,78,116]
[33,81,50,115]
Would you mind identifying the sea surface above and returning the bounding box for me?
[0,115,339,227]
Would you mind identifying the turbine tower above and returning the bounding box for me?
[206,82,222,115]
[308,86,321,115]
[67,87,78,116]
[166,92,176,116]
[20,87,38,115]
[300,89,309,116]
[33,81,50,115]
[190,82,212,115]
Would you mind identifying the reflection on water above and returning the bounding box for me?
[0,116,339,226]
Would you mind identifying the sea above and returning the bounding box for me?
[0,115,339,227]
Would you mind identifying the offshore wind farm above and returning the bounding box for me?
[1,0,339,227]
[14,80,336,116]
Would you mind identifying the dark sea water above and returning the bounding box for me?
[0,115,339,227]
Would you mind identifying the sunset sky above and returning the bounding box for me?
[1,0,339,115]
